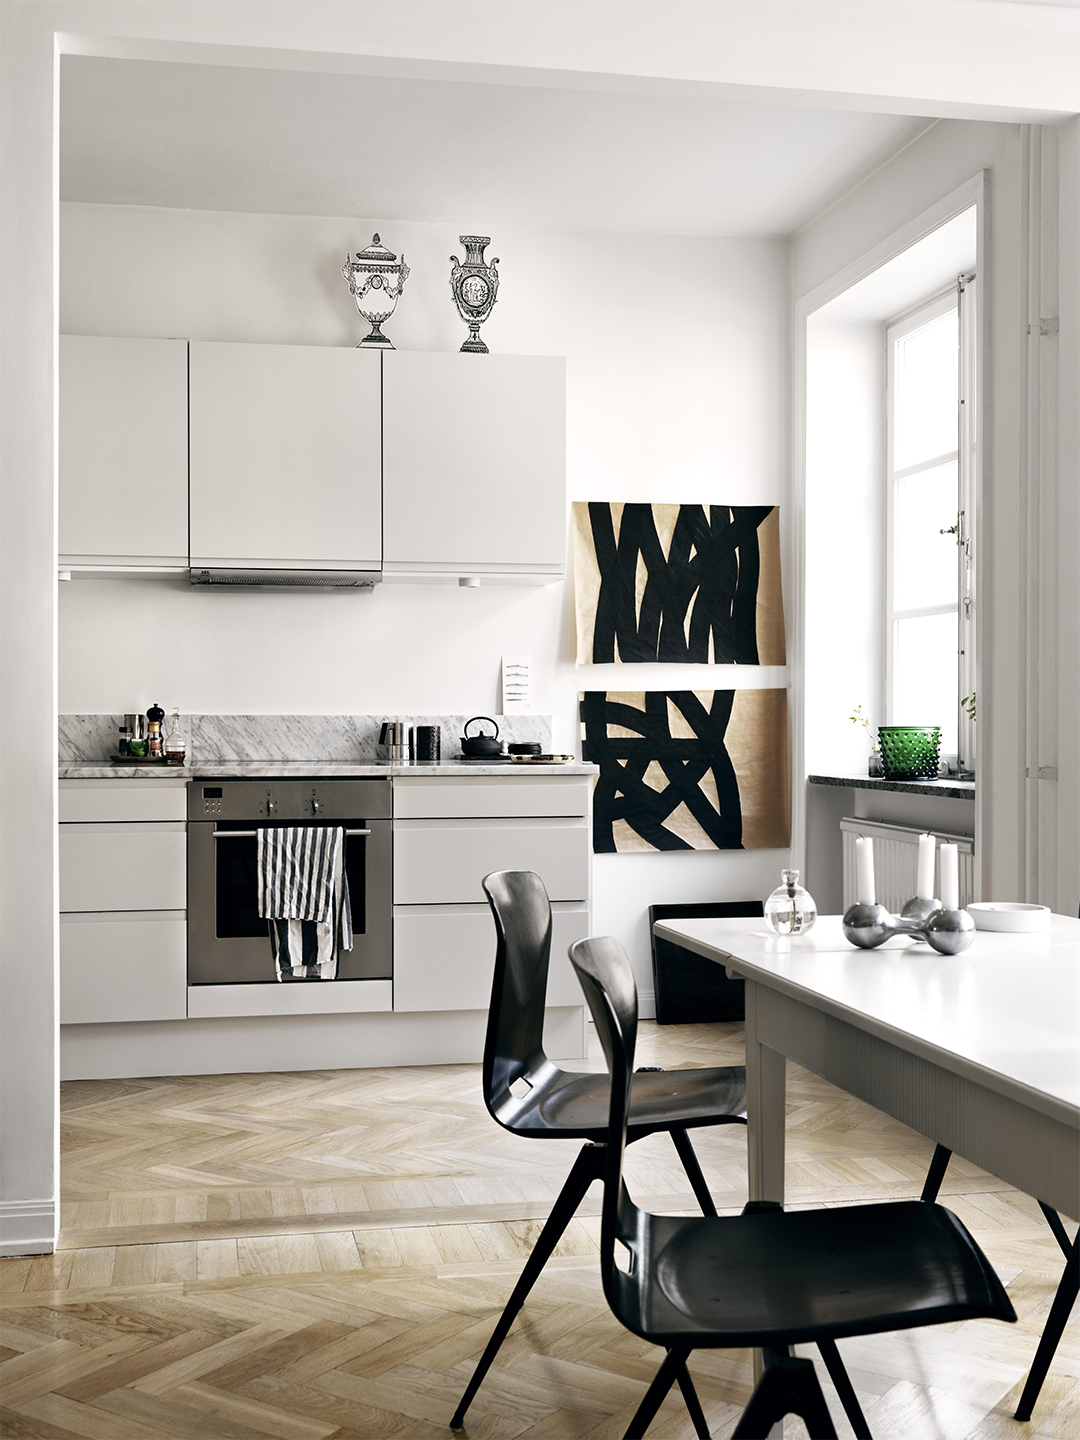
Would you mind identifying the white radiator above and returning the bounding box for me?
[840,817,975,912]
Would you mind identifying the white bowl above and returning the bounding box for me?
[967,902,1050,933]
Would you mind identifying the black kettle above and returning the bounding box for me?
[460,716,501,757]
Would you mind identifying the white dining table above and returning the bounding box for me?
[652,912,1080,1426]
[651,912,1079,1223]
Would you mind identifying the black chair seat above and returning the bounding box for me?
[629,1201,1009,1346]
[505,1063,747,1138]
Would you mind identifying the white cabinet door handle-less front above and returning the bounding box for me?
[60,335,189,567]
[382,350,566,580]
[189,341,381,573]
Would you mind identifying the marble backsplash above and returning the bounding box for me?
[59,713,553,765]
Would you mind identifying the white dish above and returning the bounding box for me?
[967,902,1050,933]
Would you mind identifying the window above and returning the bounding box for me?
[885,277,976,772]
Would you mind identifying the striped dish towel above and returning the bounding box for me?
[257,827,353,981]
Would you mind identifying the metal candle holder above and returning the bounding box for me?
[842,899,975,955]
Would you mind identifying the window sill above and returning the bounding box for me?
[808,773,975,801]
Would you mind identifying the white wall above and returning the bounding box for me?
[59,201,792,1002]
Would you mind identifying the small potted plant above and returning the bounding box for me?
[850,705,881,777]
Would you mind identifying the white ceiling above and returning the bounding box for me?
[60,57,934,238]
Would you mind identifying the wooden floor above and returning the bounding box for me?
[2,1020,1076,1438]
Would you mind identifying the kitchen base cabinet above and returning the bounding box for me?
[59,779,188,1028]
[393,816,590,906]
[59,822,186,913]
[391,773,592,1019]
[60,911,187,1025]
[393,901,588,1013]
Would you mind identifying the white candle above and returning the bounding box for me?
[856,836,876,905]
[939,843,959,910]
[917,832,936,900]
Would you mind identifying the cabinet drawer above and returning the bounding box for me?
[60,911,187,1024]
[393,776,590,819]
[393,817,589,904]
[60,823,187,912]
[393,902,588,1012]
[59,780,187,823]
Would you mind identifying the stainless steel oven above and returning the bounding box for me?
[187,778,392,984]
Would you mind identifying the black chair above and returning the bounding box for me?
[569,934,1017,1440]
[921,1142,1077,1424]
[451,871,748,1431]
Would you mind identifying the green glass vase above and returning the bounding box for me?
[878,725,941,781]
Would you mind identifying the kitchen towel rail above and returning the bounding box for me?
[213,828,372,839]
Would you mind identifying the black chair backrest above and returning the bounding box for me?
[568,935,641,1315]
[481,870,554,1112]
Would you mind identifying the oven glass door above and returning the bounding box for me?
[188,818,392,985]
[214,823,367,941]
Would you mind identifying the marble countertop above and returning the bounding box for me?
[60,760,598,780]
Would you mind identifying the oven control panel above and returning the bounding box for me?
[187,778,392,822]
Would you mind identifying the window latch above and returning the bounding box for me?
[939,524,958,536]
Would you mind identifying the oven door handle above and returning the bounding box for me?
[212,828,372,839]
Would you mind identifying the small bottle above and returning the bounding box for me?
[164,707,187,767]
[147,703,166,758]
[117,722,132,757]
[764,869,817,935]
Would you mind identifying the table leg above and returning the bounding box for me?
[745,978,787,1205]
[744,979,789,1437]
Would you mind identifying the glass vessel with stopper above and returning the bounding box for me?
[763,869,817,935]
[164,707,187,766]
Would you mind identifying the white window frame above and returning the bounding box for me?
[957,273,977,774]
[884,279,976,774]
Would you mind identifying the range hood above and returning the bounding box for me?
[190,568,380,590]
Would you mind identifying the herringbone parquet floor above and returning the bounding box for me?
[2,1021,1076,1438]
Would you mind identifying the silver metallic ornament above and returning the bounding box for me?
[449,236,500,353]
[841,901,975,954]
[342,234,410,349]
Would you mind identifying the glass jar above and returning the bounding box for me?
[763,869,817,935]
[164,707,187,767]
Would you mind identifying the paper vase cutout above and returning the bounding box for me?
[580,689,789,853]
[573,502,785,666]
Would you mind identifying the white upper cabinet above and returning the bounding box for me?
[60,335,189,566]
[382,351,566,579]
[189,341,381,572]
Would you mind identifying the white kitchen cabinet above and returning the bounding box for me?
[394,817,590,905]
[59,780,188,1026]
[60,912,187,1024]
[393,901,588,1013]
[393,776,589,820]
[59,822,187,913]
[391,773,591,1016]
[189,341,381,572]
[59,335,188,566]
[382,351,566,580]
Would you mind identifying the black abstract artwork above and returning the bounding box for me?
[580,689,789,854]
[573,502,785,666]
